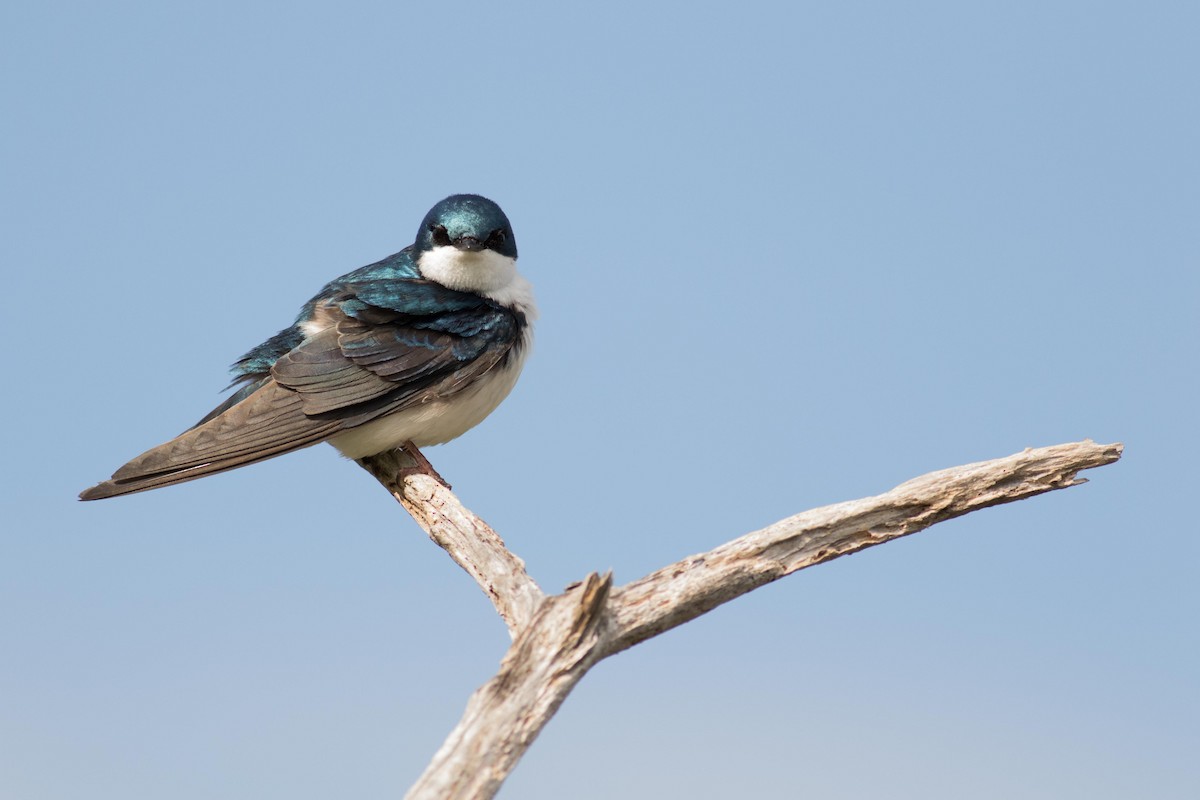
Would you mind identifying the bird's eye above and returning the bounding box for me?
[487,229,508,246]
[430,224,452,247]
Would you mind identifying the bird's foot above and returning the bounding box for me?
[399,442,452,490]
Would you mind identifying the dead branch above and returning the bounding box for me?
[359,440,1122,800]
[358,448,543,638]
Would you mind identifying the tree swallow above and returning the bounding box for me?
[81,194,535,500]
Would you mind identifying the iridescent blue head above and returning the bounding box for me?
[414,194,517,259]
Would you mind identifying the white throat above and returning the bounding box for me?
[417,246,538,319]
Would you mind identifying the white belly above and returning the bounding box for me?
[326,346,528,459]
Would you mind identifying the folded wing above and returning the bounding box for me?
[80,292,520,500]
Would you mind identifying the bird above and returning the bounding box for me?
[80,194,535,500]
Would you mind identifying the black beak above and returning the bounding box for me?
[453,235,485,252]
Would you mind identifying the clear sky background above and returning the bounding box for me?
[2,2,1197,798]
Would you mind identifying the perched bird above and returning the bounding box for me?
[81,194,535,500]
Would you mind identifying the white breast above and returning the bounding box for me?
[416,247,538,321]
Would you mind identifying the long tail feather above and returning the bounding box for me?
[80,382,340,500]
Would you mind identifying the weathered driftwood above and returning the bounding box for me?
[358,440,1122,800]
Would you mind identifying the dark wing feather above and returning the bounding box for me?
[272,305,518,419]
[269,325,403,415]
[80,293,522,500]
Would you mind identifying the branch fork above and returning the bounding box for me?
[358,440,1123,800]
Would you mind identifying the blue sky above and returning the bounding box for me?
[3,1,1197,797]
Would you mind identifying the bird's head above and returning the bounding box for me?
[415,194,517,260]
[413,194,520,298]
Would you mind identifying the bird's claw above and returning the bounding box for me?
[399,442,452,490]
